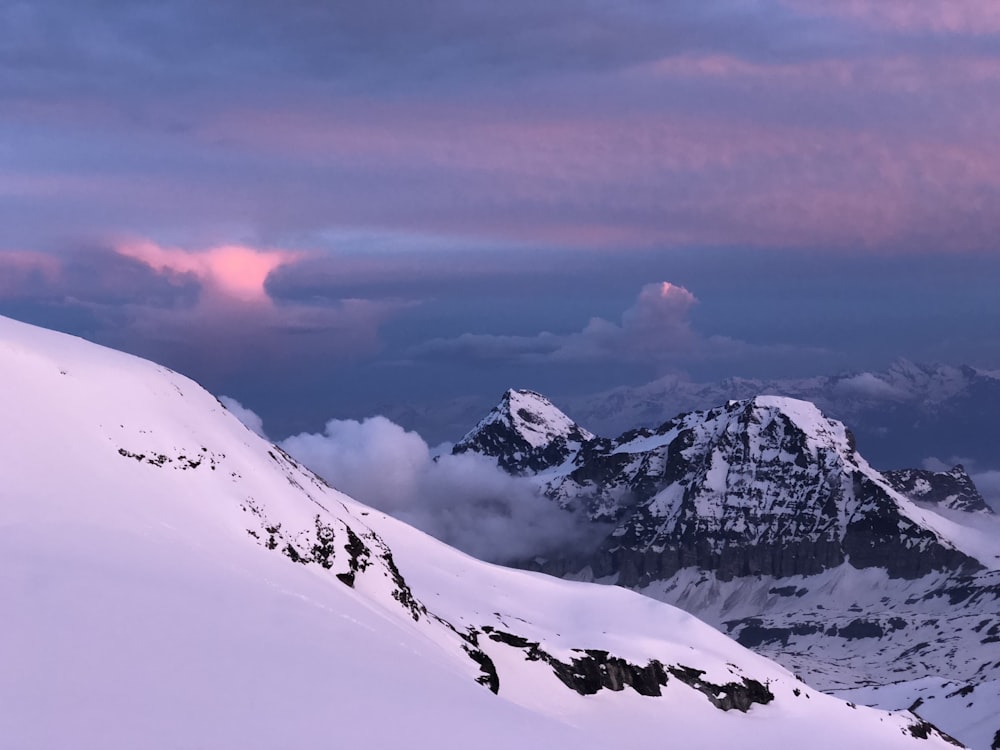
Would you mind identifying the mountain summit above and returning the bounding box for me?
[453,389,594,474]
[470,394,986,584]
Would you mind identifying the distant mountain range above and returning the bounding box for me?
[377,360,1000,475]
[455,389,1000,749]
[563,360,1000,472]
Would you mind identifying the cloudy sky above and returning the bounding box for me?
[2,0,999,439]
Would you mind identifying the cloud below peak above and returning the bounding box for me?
[272,411,608,563]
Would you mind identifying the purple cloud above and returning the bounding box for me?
[2,1,1000,256]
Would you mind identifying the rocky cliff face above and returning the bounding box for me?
[517,396,981,584]
[883,465,993,514]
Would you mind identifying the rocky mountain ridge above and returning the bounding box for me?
[458,391,988,583]
[883,465,992,513]
[455,389,1000,749]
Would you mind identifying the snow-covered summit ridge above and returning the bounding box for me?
[453,389,594,474]
[615,395,853,458]
[751,394,848,441]
[456,390,987,584]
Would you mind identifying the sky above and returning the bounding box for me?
[2,0,999,441]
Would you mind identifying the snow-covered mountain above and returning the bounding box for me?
[456,390,1000,749]
[453,389,595,474]
[1,314,956,749]
[562,360,1000,472]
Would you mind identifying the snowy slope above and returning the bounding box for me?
[836,679,1000,750]
[0,315,956,749]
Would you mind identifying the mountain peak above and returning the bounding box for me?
[744,395,857,454]
[499,389,594,447]
[453,389,594,474]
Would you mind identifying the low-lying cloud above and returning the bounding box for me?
[226,402,608,563]
[219,396,267,438]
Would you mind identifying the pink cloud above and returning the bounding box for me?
[100,239,418,374]
[10,35,1000,257]
[0,241,412,378]
[116,241,302,304]
[186,82,1000,252]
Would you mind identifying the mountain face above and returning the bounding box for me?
[453,389,595,474]
[3,314,955,749]
[884,465,992,513]
[456,390,1000,749]
[516,396,982,584]
[366,360,1000,496]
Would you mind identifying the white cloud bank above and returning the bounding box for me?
[222,400,606,563]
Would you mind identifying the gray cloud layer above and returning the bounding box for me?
[5,0,1000,253]
[0,1,852,101]
[3,0,1000,446]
